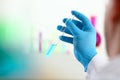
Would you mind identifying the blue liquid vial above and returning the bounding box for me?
[45,18,73,57]
[46,44,57,57]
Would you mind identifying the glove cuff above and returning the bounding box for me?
[83,52,97,72]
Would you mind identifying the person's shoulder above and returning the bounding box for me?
[93,55,120,80]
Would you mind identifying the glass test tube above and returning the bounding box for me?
[45,18,73,57]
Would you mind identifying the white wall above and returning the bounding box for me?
[0,0,108,79]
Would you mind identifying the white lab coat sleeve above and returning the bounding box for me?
[86,54,109,80]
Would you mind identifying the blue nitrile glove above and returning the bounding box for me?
[57,10,97,71]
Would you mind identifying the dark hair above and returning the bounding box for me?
[112,0,120,23]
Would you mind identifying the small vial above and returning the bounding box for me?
[45,17,73,57]
[46,44,57,57]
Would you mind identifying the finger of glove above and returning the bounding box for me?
[59,36,73,44]
[57,25,72,35]
[65,19,84,36]
[71,10,93,30]
[63,18,83,30]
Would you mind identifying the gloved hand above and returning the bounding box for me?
[57,10,97,71]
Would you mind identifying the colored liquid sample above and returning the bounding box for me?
[46,44,57,57]
[39,32,42,52]
[90,16,101,47]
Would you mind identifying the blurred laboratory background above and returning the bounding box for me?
[0,0,108,80]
